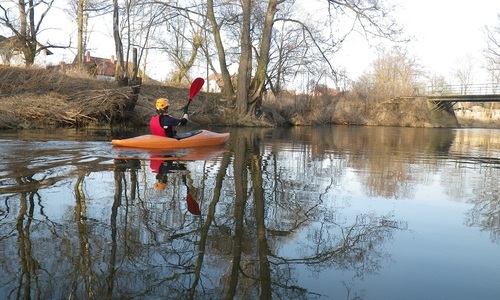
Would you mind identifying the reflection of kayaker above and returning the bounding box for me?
[150,159,187,191]
[149,158,201,215]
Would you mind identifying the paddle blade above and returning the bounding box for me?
[189,77,205,100]
[186,193,201,215]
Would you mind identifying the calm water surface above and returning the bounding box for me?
[0,126,499,300]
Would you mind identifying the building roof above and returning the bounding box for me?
[72,51,116,77]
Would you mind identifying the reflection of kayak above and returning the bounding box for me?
[113,145,227,162]
[149,146,227,161]
[111,130,230,150]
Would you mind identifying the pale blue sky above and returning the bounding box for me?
[339,0,500,82]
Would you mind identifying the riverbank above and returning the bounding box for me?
[1,66,499,129]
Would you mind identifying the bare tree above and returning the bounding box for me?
[160,17,203,84]
[206,0,236,101]
[483,13,500,92]
[353,47,423,102]
[204,0,401,120]
[427,74,451,95]
[67,0,112,66]
[453,54,476,95]
[112,0,127,85]
[0,0,63,66]
[111,1,173,84]
[76,0,86,66]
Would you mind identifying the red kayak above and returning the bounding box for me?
[111,130,230,150]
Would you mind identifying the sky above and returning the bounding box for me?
[3,0,500,85]
[337,0,500,83]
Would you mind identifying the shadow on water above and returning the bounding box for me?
[0,126,499,299]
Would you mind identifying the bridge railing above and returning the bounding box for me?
[423,83,500,96]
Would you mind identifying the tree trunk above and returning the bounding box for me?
[113,0,127,86]
[76,0,85,66]
[236,0,280,118]
[207,0,235,105]
[17,0,36,66]
[235,0,252,116]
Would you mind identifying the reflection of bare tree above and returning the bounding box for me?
[72,173,96,298]
[1,130,411,299]
[465,187,500,243]
[3,169,59,299]
[16,191,40,299]
[110,159,141,297]
[1,159,109,299]
[261,126,458,200]
[251,150,273,299]
[213,129,405,299]
[226,135,249,299]
[275,213,400,276]
[188,153,232,299]
[352,128,455,199]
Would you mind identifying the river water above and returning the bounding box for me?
[0,126,499,300]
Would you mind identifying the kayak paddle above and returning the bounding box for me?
[186,192,201,215]
[183,77,205,113]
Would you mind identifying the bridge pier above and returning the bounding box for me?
[384,97,459,127]
[427,100,459,127]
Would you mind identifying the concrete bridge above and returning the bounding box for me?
[424,83,500,103]
[390,83,500,127]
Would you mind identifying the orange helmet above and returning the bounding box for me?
[155,182,166,191]
[156,98,169,110]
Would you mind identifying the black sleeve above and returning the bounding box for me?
[160,115,182,126]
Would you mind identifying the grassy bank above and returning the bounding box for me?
[0,66,229,129]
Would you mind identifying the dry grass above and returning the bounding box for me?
[0,66,129,128]
[456,116,500,128]
[0,66,225,129]
[262,91,339,126]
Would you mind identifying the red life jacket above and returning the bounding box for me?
[149,115,166,136]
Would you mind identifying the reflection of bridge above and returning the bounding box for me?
[422,83,500,102]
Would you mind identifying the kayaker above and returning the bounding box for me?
[150,98,189,138]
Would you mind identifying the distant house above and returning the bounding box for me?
[47,51,157,83]
[74,51,117,80]
[310,85,340,98]
[0,35,53,67]
[45,51,117,81]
